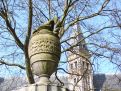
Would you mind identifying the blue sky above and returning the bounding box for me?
[0,0,121,78]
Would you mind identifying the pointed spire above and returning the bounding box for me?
[76,22,88,51]
[75,22,90,59]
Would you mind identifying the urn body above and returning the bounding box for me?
[28,27,61,77]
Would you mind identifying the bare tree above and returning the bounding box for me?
[0,0,121,90]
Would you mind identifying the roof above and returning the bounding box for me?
[93,74,121,91]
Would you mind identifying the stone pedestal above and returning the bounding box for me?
[13,84,69,91]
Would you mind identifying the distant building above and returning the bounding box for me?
[0,77,4,85]
[0,77,27,91]
[93,74,121,91]
[67,24,93,91]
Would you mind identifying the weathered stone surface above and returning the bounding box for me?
[13,84,69,91]
[22,21,68,91]
[28,22,61,77]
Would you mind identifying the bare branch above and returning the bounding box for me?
[0,59,25,70]
[57,68,83,76]
[5,20,24,51]
[33,2,49,21]
[73,68,88,90]
[0,1,24,51]
[48,0,51,19]
[24,0,35,84]
[55,70,64,86]
[62,25,117,53]
[24,0,33,47]
[61,32,82,44]
[65,0,110,32]
[56,0,79,31]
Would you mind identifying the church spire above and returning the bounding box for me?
[75,22,90,59]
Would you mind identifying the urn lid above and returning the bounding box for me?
[32,20,59,37]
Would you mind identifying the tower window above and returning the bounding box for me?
[87,63,89,69]
[82,61,84,68]
[78,61,81,68]
[82,44,85,48]
[74,78,76,83]
[70,64,73,69]
[77,77,80,82]
[74,61,77,68]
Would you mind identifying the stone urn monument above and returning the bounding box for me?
[28,20,61,84]
[13,20,69,91]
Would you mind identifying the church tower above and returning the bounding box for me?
[67,24,93,91]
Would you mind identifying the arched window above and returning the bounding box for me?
[74,78,77,83]
[70,64,73,69]
[74,61,77,68]
[87,63,89,69]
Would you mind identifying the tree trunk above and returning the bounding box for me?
[24,48,35,84]
[25,56,35,84]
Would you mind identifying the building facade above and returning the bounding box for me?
[67,24,93,91]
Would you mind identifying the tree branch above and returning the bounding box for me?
[33,2,49,21]
[24,0,35,84]
[73,68,88,90]
[55,70,64,86]
[25,0,33,47]
[62,25,117,53]
[56,0,78,34]
[57,68,83,76]
[0,59,25,70]
[0,1,24,51]
[65,0,110,33]
[5,20,24,51]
